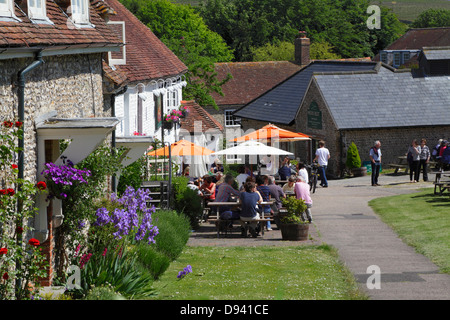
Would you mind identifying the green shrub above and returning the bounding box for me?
[133,243,171,280]
[152,209,191,261]
[171,176,203,228]
[117,156,146,196]
[346,142,361,169]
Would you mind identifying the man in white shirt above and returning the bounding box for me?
[313,140,330,187]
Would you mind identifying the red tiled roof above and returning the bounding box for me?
[211,61,302,106]
[0,1,122,49]
[385,28,450,50]
[105,0,187,83]
[102,60,128,87]
[179,100,223,133]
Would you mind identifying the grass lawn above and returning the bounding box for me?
[369,188,450,274]
[149,245,368,300]
[370,0,450,23]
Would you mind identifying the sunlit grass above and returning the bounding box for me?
[149,245,367,300]
[369,189,450,274]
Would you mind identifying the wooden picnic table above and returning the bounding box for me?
[388,156,409,174]
[433,171,450,195]
[207,201,274,238]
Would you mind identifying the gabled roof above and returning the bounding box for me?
[0,0,122,51]
[179,100,223,133]
[212,61,303,106]
[313,65,450,130]
[421,47,450,60]
[105,0,187,83]
[233,60,379,125]
[385,28,450,51]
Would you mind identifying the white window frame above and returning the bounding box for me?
[71,0,90,26]
[107,21,126,65]
[224,110,240,127]
[380,51,387,64]
[402,51,410,64]
[166,90,178,109]
[28,0,53,23]
[393,52,401,67]
[0,0,17,19]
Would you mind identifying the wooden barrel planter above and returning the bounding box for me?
[279,223,309,241]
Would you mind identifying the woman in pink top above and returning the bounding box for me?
[293,176,313,223]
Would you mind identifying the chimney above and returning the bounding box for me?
[295,31,310,66]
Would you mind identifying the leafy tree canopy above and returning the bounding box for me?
[198,0,406,61]
[120,0,234,108]
[411,8,450,28]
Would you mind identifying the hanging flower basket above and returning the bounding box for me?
[163,120,174,130]
[179,105,190,118]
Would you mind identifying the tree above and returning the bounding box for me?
[198,0,405,61]
[251,40,341,62]
[119,0,234,108]
[346,142,362,169]
[411,8,450,28]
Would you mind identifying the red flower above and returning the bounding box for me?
[0,248,7,255]
[0,189,6,195]
[6,188,15,196]
[15,121,23,128]
[37,181,47,191]
[28,238,40,246]
[11,164,18,169]
[3,121,13,128]
[2,272,9,281]
[16,226,23,234]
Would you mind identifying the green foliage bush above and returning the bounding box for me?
[132,210,191,279]
[346,142,362,169]
[171,176,203,228]
[280,196,307,224]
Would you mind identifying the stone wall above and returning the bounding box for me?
[0,53,107,183]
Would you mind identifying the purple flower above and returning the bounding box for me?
[177,265,192,279]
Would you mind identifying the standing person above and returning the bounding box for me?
[256,175,273,231]
[235,166,249,189]
[369,141,382,186]
[431,139,443,161]
[278,156,292,180]
[313,140,330,188]
[419,139,430,182]
[407,139,421,183]
[239,181,263,237]
[294,176,313,223]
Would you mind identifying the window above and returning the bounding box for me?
[107,21,126,65]
[393,52,401,67]
[28,0,47,20]
[0,0,13,18]
[166,90,178,108]
[403,52,410,64]
[380,52,387,64]
[224,110,240,127]
[71,0,90,25]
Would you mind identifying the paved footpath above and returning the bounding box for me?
[188,173,450,300]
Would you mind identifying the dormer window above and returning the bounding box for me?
[28,0,51,23]
[71,0,90,25]
[0,0,15,18]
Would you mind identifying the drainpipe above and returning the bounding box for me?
[17,51,44,183]
[16,50,44,297]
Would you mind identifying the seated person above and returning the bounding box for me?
[239,181,262,237]
[256,175,273,231]
[215,174,241,220]
[282,176,296,194]
[200,175,216,202]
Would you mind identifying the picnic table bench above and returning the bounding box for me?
[207,201,274,238]
[388,156,409,174]
[433,171,450,195]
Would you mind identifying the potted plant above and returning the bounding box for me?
[346,142,367,177]
[163,110,181,129]
[279,196,309,241]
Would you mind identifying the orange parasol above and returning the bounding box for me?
[147,139,214,157]
[231,124,311,142]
